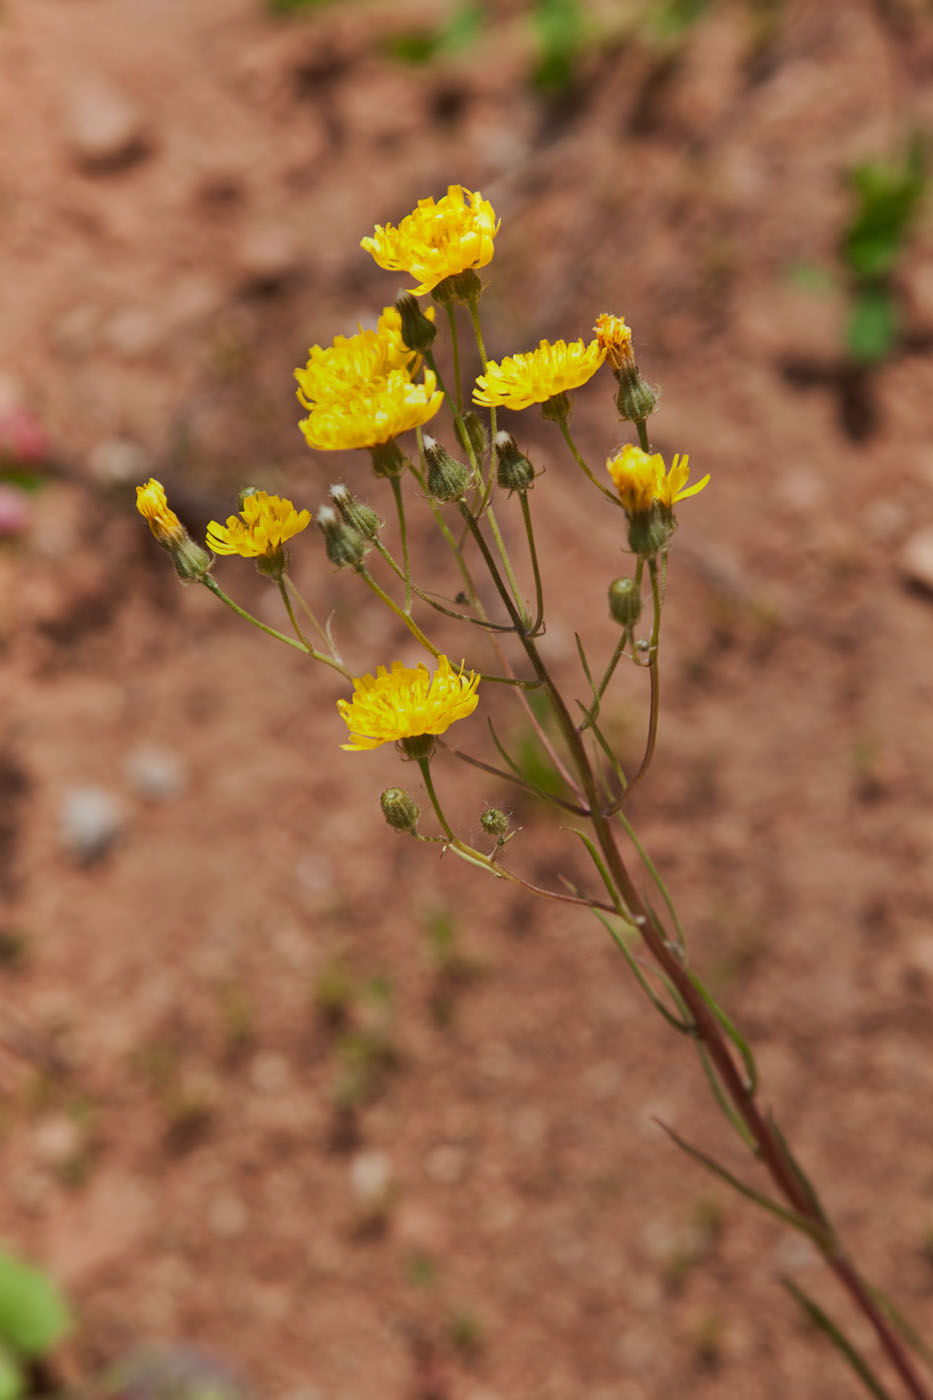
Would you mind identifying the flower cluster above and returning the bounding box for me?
[473,337,606,413]
[606,445,708,516]
[207,490,312,561]
[297,305,443,453]
[361,185,499,297]
[338,657,480,752]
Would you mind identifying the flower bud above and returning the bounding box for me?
[400,733,436,760]
[541,390,572,422]
[396,291,437,354]
[454,411,488,462]
[330,483,383,540]
[615,375,658,424]
[608,577,642,627]
[423,435,473,503]
[237,484,262,510]
[480,807,510,837]
[494,431,535,494]
[370,440,408,479]
[317,505,367,568]
[380,787,420,834]
[171,538,213,583]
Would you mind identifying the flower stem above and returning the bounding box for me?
[467,298,496,442]
[356,566,439,659]
[445,303,464,414]
[390,475,413,613]
[416,755,456,842]
[519,490,544,635]
[201,575,351,677]
[558,417,625,507]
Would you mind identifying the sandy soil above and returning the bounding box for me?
[1,1,933,1397]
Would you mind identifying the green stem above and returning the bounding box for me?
[390,476,412,613]
[356,567,440,658]
[612,554,662,808]
[467,298,496,443]
[445,303,464,414]
[635,418,650,452]
[558,417,625,508]
[417,755,456,842]
[519,491,544,634]
[284,576,333,654]
[201,575,351,677]
[486,505,529,629]
[278,577,314,652]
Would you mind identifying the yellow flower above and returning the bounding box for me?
[295,306,429,411]
[136,477,186,546]
[473,338,606,411]
[606,445,709,516]
[594,313,634,373]
[206,490,312,558]
[361,185,499,297]
[338,656,480,751]
[299,369,443,452]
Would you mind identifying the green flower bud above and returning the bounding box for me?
[329,483,383,540]
[455,411,489,462]
[494,431,535,494]
[396,291,438,354]
[171,537,213,583]
[317,505,367,568]
[237,484,262,510]
[370,440,408,479]
[480,807,510,837]
[380,787,420,834]
[423,435,473,503]
[608,577,642,627]
[614,371,658,424]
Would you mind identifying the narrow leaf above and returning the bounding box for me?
[782,1278,895,1400]
[687,970,757,1093]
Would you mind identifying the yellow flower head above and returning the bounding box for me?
[594,313,634,373]
[299,369,443,452]
[606,445,709,516]
[295,306,430,411]
[473,338,606,411]
[361,185,499,297]
[338,656,480,751]
[206,490,312,558]
[136,477,185,546]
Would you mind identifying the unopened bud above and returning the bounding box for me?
[541,390,572,422]
[172,538,212,582]
[237,484,262,510]
[400,733,436,760]
[380,787,420,834]
[317,505,366,568]
[608,577,642,627]
[370,440,408,479]
[494,431,535,494]
[329,483,383,540]
[615,374,658,424]
[423,435,473,503]
[396,291,437,354]
[454,411,488,462]
[480,807,510,837]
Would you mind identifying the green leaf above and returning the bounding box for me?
[384,2,485,64]
[530,0,586,92]
[0,1249,71,1358]
[841,143,927,280]
[687,971,757,1093]
[781,1278,896,1400]
[846,288,898,365]
[0,1345,24,1400]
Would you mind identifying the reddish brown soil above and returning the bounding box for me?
[2,2,933,1398]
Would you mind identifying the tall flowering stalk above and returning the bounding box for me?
[136,185,932,1400]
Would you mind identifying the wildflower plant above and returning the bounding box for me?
[137,185,932,1400]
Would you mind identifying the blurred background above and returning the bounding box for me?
[2,1,933,1397]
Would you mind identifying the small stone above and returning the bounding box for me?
[349,1149,391,1207]
[89,439,150,488]
[900,527,933,595]
[103,306,161,358]
[59,786,126,864]
[63,79,150,171]
[124,746,186,802]
[235,224,299,291]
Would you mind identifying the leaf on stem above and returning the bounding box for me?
[687,970,758,1094]
[781,1277,896,1400]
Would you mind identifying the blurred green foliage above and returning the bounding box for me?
[529,0,587,93]
[381,1,485,64]
[841,141,927,365]
[0,1249,71,1399]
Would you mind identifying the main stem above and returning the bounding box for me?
[464,508,931,1400]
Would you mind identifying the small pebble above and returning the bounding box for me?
[349,1149,391,1207]
[900,527,933,595]
[124,746,186,802]
[63,79,150,171]
[59,786,126,864]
